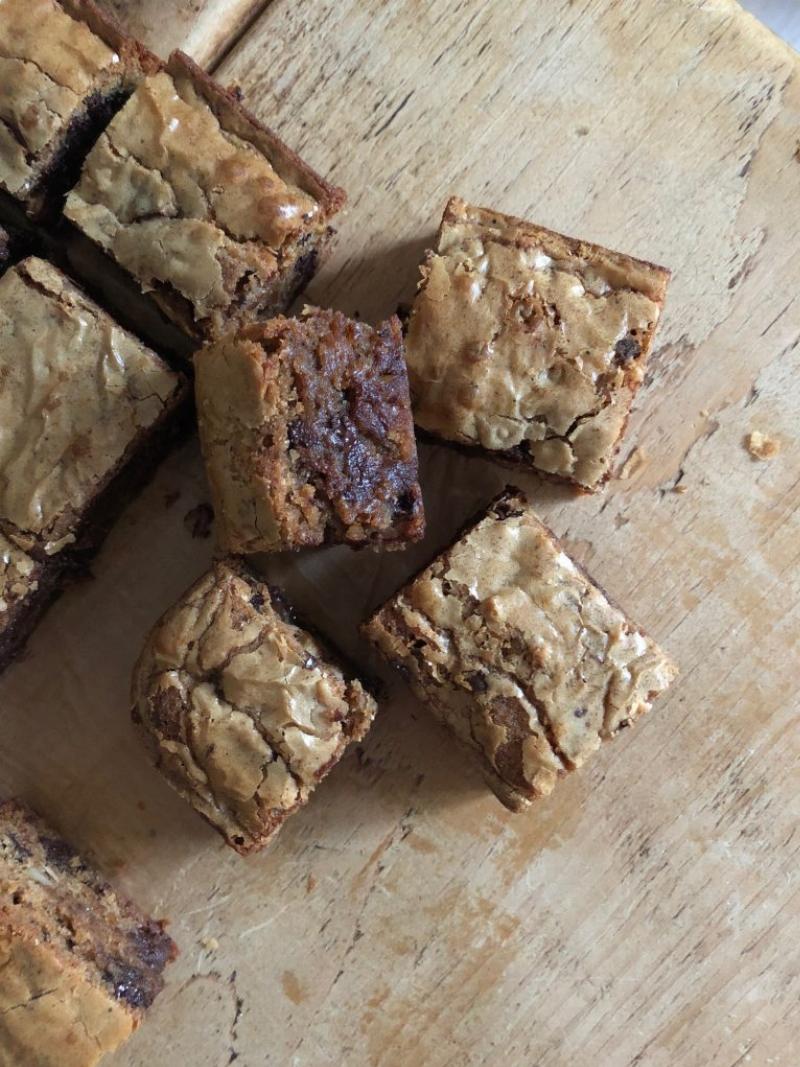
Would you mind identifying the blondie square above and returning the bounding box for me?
[195,308,425,553]
[0,0,157,215]
[131,559,378,854]
[65,51,346,340]
[363,487,677,811]
[0,257,188,671]
[0,799,176,1067]
[405,197,670,490]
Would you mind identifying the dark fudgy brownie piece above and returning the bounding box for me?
[362,487,677,811]
[405,197,670,490]
[0,799,176,1067]
[0,0,158,217]
[195,308,425,553]
[131,559,378,854]
[0,257,189,673]
[65,50,346,340]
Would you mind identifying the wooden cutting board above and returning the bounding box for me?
[2,1,798,1064]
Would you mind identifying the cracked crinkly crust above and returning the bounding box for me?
[0,0,120,198]
[195,309,425,553]
[0,258,182,557]
[64,56,344,338]
[131,560,378,854]
[0,800,175,1067]
[405,197,670,490]
[363,488,677,811]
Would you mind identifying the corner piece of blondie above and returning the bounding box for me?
[362,487,677,811]
[195,308,425,553]
[131,559,378,854]
[0,799,176,1067]
[65,51,346,340]
[405,197,670,490]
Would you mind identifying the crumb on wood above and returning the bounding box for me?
[700,408,710,418]
[619,445,647,480]
[306,873,317,894]
[184,502,214,538]
[673,484,689,494]
[745,431,781,461]
[200,936,219,952]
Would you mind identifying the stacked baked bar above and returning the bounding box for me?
[0,0,159,217]
[2,2,346,336]
[0,258,189,672]
[64,51,346,340]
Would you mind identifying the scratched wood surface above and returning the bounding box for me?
[2,1,799,1065]
[98,0,265,67]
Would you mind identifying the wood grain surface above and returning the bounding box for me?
[2,2,799,1066]
[96,0,266,67]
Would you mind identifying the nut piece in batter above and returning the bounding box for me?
[195,308,425,554]
[65,51,346,339]
[0,799,176,1067]
[405,197,670,490]
[0,0,158,216]
[362,487,677,811]
[131,559,378,854]
[745,430,780,461]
